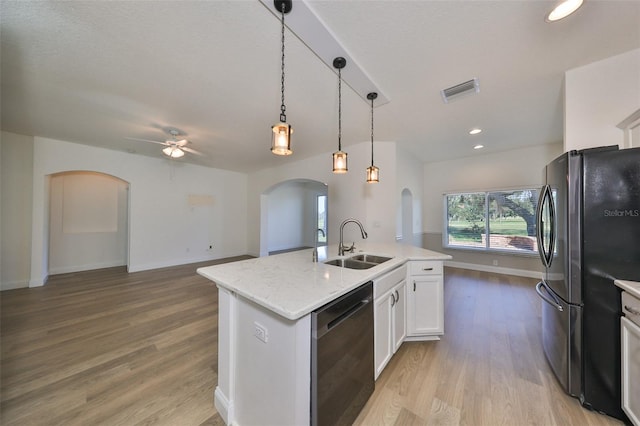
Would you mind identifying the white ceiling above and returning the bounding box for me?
[1,1,639,173]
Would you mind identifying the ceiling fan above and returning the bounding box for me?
[125,129,203,158]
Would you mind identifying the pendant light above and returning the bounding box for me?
[332,57,348,173]
[366,92,379,183]
[271,0,293,156]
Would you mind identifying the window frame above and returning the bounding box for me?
[442,188,540,256]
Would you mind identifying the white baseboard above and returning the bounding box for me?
[0,279,29,291]
[214,386,234,425]
[128,254,219,273]
[445,260,543,280]
[49,261,126,275]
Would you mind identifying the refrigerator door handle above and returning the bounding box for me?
[536,185,555,267]
[536,281,564,312]
[536,187,546,265]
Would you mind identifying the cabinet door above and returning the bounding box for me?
[374,293,393,380]
[622,316,640,426]
[393,281,406,353]
[408,275,443,336]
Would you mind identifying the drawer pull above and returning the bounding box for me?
[423,267,433,271]
[625,305,640,316]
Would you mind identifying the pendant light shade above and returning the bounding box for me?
[271,0,293,156]
[332,57,348,173]
[333,151,348,173]
[366,92,379,183]
[366,164,379,182]
[272,123,292,155]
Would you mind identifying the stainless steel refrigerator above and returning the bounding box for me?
[535,146,640,422]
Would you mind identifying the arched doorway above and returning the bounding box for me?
[259,179,328,257]
[48,171,129,274]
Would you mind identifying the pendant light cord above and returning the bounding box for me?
[338,67,342,151]
[280,2,286,123]
[370,96,374,166]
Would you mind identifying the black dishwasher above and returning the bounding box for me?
[311,281,374,426]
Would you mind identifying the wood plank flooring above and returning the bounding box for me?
[1,263,624,425]
[355,269,622,426]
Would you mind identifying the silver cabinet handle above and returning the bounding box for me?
[390,292,396,307]
[413,281,416,291]
[395,290,399,302]
[423,267,433,271]
[625,305,640,316]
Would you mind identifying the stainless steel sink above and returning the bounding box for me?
[324,254,392,270]
[324,258,377,270]
[349,254,392,264]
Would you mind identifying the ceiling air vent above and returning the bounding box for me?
[441,78,479,103]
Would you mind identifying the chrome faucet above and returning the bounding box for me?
[312,228,326,262]
[339,219,368,256]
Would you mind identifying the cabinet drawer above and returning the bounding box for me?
[374,265,407,299]
[409,261,442,276]
[623,291,640,328]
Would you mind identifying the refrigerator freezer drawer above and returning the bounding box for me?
[537,281,582,397]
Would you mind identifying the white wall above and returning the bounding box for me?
[267,181,306,252]
[48,172,129,274]
[1,131,34,290]
[422,143,562,276]
[29,137,248,286]
[423,143,563,233]
[248,141,398,257]
[565,48,640,151]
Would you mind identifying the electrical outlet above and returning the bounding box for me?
[254,322,268,343]
[492,259,498,266]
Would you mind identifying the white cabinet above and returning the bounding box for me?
[374,266,407,380]
[622,291,640,426]
[406,260,444,339]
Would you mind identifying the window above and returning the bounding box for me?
[317,195,327,244]
[445,189,540,254]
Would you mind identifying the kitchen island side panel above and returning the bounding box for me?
[233,295,311,426]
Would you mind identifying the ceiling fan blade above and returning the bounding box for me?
[124,136,169,146]
[181,146,204,156]
[172,139,189,146]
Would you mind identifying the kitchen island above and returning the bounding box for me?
[197,242,451,426]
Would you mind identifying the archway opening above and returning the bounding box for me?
[48,171,130,275]
[259,179,328,257]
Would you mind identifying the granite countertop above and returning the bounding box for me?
[615,279,640,300]
[197,242,451,321]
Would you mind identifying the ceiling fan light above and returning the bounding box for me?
[546,0,584,22]
[332,150,348,173]
[163,146,184,158]
[366,165,379,183]
[271,122,293,155]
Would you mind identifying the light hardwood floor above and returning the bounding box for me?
[1,262,623,426]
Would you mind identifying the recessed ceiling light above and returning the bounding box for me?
[546,0,584,22]
[474,144,484,150]
[469,128,482,135]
